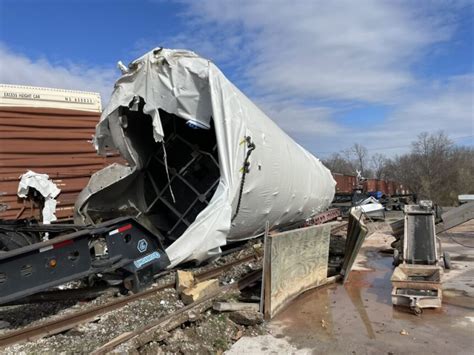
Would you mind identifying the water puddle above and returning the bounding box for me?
[269,251,474,353]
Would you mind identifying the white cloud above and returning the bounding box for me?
[379,75,473,140]
[0,44,117,102]
[1,0,468,160]
[159,0,472,157]
[255,97,340,136]
[330,74,474,155]
[171,0,457,103]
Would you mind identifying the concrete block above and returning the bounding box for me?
[181,279,219,305]
[176,270,195,293]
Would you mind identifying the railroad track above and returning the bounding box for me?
[0,221,347,349]
[0,253,259,349]
[92,269,263,354]
[331,221,348,233]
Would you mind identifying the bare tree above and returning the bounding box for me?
[322,153,354,175]
[371,153,388,179]
[385,131,473,205]
[411,131,453,201]
[323,131,472,206]
[346,143,369,177]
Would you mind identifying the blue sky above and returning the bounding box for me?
[0,0,472,158]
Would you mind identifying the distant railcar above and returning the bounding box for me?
[331,173,413,211]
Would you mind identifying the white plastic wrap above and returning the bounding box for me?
[18,170,61,224]
[76,48,335,267]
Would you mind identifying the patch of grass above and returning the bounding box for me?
[213,337,229,350]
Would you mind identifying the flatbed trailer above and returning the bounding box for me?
[0,218,169,305]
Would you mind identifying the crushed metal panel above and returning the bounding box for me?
[262,223,332,320]
[341,208,369,283]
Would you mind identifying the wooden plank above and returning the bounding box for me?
[213,302,259,312]
[437,202,474,234]
[263,223,333,320]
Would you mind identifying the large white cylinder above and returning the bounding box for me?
[75,48,335,267]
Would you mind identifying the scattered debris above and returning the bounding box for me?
[231,329,243,341]
[252,243,263,256]
[229,310,263,326]
[354,196,385,220]
[2,215,472,354]
[176,270,195,293]
[17,170,61,226]
[181,279,220,305]
[213,302,260,312]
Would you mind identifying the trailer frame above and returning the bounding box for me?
[0,217,170,305]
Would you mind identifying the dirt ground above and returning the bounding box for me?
[229,214,474,354]
[0,240,264,354]
[2,214,472,354]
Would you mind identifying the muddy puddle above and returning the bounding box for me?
[269,251,474,354]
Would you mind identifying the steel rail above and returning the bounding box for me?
[0,220,343,348]
[0,253,259,348]
[92,268,263,354]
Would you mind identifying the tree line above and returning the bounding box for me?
[322,131,474,206]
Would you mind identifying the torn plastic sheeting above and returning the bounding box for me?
[75,48,336,268]
[354,196,385,219]
[18,170,61,224]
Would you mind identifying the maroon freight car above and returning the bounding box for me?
[0,85,123,221]
[332,173,357,194]
[332,173,409,197]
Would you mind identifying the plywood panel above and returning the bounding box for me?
[263,223,332,319]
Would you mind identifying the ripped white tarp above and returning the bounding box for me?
[18,170,61,224]
[75,48,336,267]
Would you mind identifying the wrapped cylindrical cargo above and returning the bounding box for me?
[75,48,335,267]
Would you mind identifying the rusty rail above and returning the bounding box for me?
[0,220,343,348]
[331,221,348,233]
[92,269,263,354]
[0,253,259,349]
